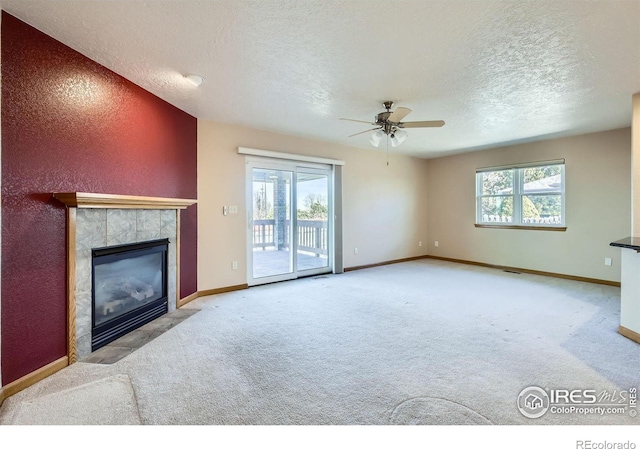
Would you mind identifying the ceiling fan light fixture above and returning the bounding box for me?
[394,129,408,144]
[343,101,444,150]
[370,129,384,147]
[389,128,407,148]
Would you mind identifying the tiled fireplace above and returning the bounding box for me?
[75,209,176,356]
[54,193,197,362]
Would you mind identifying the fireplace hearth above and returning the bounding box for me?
[92,239,169,351]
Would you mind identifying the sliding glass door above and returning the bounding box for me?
[247,159,332,286]
[250,167,294,281]
[296,169,330,273]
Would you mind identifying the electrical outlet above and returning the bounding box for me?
[229,205,238,214]
[435,241,439,247]
[232,261,238,270]
[354,247,358,255]
[419,241,422,247]
[604,258,612,267]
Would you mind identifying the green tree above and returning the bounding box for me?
[254,185,272,219]
[482,170,513,195]
[497,196,540,219]
[523,166,562,219]
[522,196,541,219]
[482,170,513,217]
[298,194,328,220]
[523,166,561,184]
[498,197,513,218]
[529,195,561,217]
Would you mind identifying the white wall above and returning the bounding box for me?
[427,128,631,282]
[197,120,429,291]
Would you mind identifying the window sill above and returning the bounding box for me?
[475,224,567,232]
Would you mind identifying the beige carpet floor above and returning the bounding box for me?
[0,259,638,425]
[0,374,141,425]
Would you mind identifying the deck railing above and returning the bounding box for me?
[252,219,327,256]
[253,219,277,250]
[481,215,562,224]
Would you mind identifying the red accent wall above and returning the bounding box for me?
[1,12,197,385]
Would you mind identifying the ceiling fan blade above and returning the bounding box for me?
[348,128,379,137]
[340,118,375,124]
[399,120,445,128]
[388,107,412,122]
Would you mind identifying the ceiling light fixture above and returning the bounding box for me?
[369,129,385,147]
[341,101,445,149]
[370,127,409,148]
[184,74,205,87]
[390,129,408,147]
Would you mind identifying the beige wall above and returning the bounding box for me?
[633,93,640,235]
[426,128,631,282]
[198,121,429,291]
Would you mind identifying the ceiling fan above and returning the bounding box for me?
[340,101,445,147]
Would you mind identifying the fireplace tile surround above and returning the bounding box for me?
[75,208,177,358]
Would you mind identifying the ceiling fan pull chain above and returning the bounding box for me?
[386,134,389,166]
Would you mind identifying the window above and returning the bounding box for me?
[476,161,565,229]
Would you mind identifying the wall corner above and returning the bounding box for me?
[632,92,640,236]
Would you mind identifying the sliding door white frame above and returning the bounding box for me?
[245,156,334,286]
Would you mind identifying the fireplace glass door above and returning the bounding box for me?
[94,252,164,326]
[92,239,168,350]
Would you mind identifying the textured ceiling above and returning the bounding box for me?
[2,1,639,158]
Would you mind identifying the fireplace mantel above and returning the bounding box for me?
[54,192,196,209]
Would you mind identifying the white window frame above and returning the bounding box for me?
[475,160,566,229]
